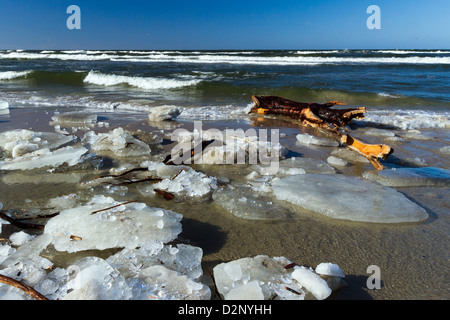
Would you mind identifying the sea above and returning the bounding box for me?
[0,49,449,128]
[0,49,449,300]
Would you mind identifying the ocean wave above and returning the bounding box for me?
[360,109,450,130]
[0,70,32,80]
[376,50,450,54]
[111,55,450,65]
[1,50,449,65]
[83,71,201,90]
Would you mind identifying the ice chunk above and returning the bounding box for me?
[363,167,450,187]
[315,263,345,278]
[130,265,211,300]
[9,231,35,246]
[439,146,450,154]
[1,234,52,268]
[331,148,370,164]
[364,128,395,137]
[107,243,204,280]
[83,127,151,157]
[64,257,132,300]
[0,146,88,170]
[0,129,74,158]
[0,101,9,110]
[224,280,265,300]
[213,185,288,220]
[271,174,428,223]
[296,133,339,147]
[176,128,287,165]
[327,156,348,167]
[257,157,335,175]
[292,266,332,300]
[44,197,182,252]
[148,105,181,121]
[140,165,217,199]
[51,111,97,126]
[213,255,341,300]
[213,255,298,300]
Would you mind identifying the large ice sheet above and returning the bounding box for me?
[363,167,450,187]
[271,174,428,223]
[44,196,183,252]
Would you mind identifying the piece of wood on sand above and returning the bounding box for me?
[249,95,393,170]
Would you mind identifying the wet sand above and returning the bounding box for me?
[0,106,449,300]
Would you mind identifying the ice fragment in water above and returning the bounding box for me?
[0,146,88,170]
[271,174,428,223]
[64,257,132,300]
[364,128,395,137]
[0,101,9,110]
[296,133,339,147]
[213,185,288,220]
[292,266,332,300]
[327,156,348,167]
[148,105,182,121]
[213,255,343,300]
[363,167,450,187]
[0,129,74,158]
[83,127,151,157]
[315,263,345,278]
[51,111,98,126]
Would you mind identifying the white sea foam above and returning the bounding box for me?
[83,71,201,90]
[361,109,450,130]
[0,70,32,80]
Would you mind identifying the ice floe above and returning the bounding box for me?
[271,174,428,223]
[363,167,450,187]
[44,195,183,252]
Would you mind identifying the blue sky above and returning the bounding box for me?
[0,0,449,49]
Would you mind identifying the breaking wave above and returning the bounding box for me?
[0,70,32,80]
[83,71,202,90]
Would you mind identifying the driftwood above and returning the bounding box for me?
[0,274,48,300]
[249,95,393,170]
[0,211,45,230]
